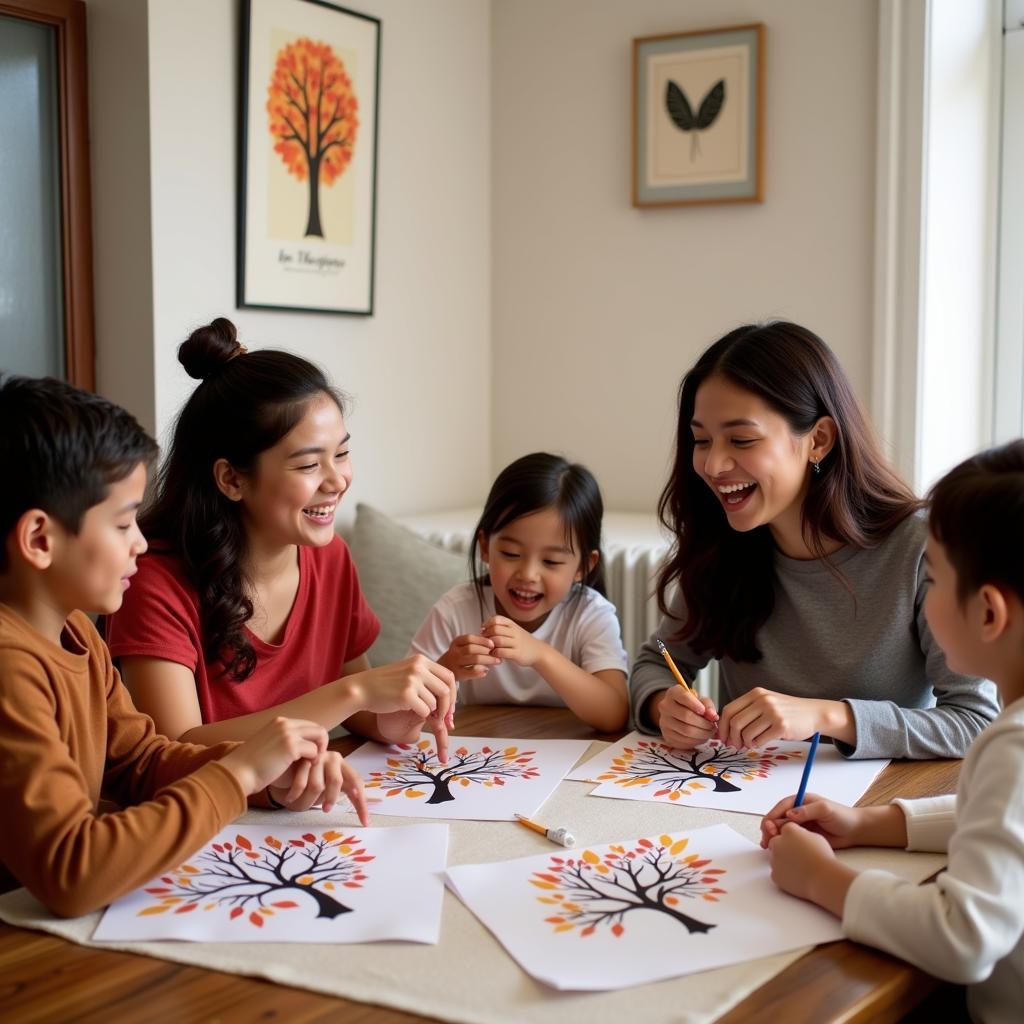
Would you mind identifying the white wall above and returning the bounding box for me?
[87,0,156,436]
[491,0,879,512]
[90,0,492,521]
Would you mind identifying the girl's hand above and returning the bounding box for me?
[220,716,327,795]
[439,633,500,681]
[760,793,864,850]
[655,686,719,750]
[766,822,841,904]
[716,689,848,749]
[481,616,543,667]
[268,751,370,825]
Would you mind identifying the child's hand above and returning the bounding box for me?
[767,822,838,903]
[760,793,864,850]
[481,616,543,667]
[268,751,370,825]
[439,633,500,681]
[220,716,327,796]
[657,686,719,750]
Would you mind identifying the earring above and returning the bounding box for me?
[812,458,821,475]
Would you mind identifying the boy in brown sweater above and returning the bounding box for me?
[0,376,368,917]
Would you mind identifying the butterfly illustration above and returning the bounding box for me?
[665,79,726,160]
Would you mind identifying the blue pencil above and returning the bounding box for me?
[793,732,821,808]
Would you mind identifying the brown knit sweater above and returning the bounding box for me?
[0,604,247,917]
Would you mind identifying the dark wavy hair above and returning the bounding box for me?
[929,439,1024,605]
[0,375,156,571]
[656,321,922,662]
[140,317,345,681]
[471,452,607,612]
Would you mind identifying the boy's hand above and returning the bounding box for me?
[760,793,864,849]
[439,633,500,681]
[656,686,719,750]
[268,751,370,825]
[220,716,327,795]
[481,616,542,667]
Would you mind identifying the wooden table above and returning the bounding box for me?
[0,707,960,1023]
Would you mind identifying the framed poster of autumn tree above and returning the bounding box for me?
[238,0,380,314]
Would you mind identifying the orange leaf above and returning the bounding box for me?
[249,912,264,927]
[137,905,170,917]
[235,836,252,851]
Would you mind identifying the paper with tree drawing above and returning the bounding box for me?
[92,823,447,943]
[580,734,888,815]
[446,822,843,990]
[344,734,591,820]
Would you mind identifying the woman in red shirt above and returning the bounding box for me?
[106,318,455,756]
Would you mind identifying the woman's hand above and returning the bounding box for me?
[439,633,501,681]
[716,689,853,749]
[268,751,370,825]
[349,655,456,720]
[654,686,719,750]
[480,616,544,668]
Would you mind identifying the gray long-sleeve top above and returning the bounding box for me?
[629,512,999,759]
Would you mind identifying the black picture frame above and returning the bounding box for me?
[238,0,380,315]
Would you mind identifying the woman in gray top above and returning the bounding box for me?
[631,322,998,759]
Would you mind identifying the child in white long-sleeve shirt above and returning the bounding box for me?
[761,440,1024,1024]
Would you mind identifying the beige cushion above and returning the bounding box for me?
[349,503,468,667]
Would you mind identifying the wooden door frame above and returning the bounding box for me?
[1,0,94,390]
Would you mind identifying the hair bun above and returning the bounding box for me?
[178,318,242,380]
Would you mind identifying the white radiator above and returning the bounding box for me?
[395,510,670,665]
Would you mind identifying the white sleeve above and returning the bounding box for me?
[408,593,460,661]
[894,794,957,853]
[842,730,1024,984]
[575,594,629,675]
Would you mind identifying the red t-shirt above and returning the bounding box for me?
[105,536,380,723]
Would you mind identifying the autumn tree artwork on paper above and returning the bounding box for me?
[532,834,727,937]
[267,37,359,238]
[665,78,725,160]
[597,739,800,801]
[365,740,541,805]
[135,831,373,929]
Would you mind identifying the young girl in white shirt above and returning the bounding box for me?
[410,453,629,732]
[761,439,1024,1024]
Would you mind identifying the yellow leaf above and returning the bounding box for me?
[581,850,600,865]
[297,875,314,884]
[504,747,518,756]
[259,907,274,916]
[670,839,689,856]
[324,882,335,890]
[339,845,352,854]
[322,831,342,841]
[595,864,609,874]
[659,834,673,847]
[554,924,575,933]
[138,905,170,916]
[405,789,426,798]
[180,864,199,873]
[530,881,557,890]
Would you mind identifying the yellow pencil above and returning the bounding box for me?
[656,638,692,692]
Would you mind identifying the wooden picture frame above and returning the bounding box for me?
[633,23,764,207]
[238,0,380,315]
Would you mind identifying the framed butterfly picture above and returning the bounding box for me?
[632,24,763,207]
